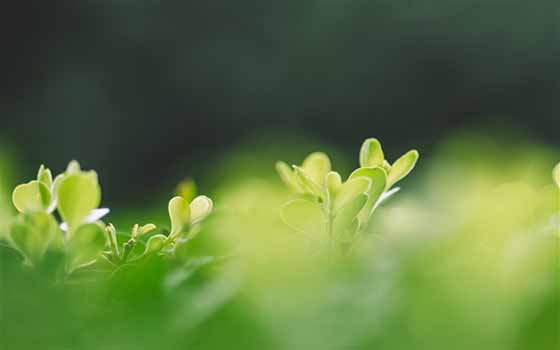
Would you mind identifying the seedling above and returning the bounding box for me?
[7,161,213,275]
[277,138,418,252]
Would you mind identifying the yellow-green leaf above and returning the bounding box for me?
[359,138,384,168]
[333,177,371,212]
[9,212,58,265]
[281,198,324,237]
[301,152,331,186]
[387,150,419,188]
[293,166,323,197]
[190,195,213,225]
[56,173,101,230]
[169,196,190,236]
[12,180,52,213]
[553,163,560,188]
[333,193,367,240]
[349,167,387,220]
[66,223,106,272]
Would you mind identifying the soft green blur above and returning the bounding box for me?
[0,134,558,349]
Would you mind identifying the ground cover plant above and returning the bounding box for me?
[0,135,558,350]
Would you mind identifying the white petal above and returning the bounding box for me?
[374,187,400,210]
[85,208,110,223]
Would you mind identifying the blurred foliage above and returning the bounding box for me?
[0,133,558,349]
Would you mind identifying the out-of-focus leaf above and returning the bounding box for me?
[9,212,58,265]
[169,196,190,236]
[66,223,106,272]
[301,152,331,186]
[56,173,101,231]
[190,195,213,225]
[281,198,324,237]
[12,180,51,213]
[293,166,323,197]
[359,138,384,167]
[387,150,419,187]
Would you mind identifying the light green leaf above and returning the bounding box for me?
[144,234,167,254]
[190,195,213,225]
[12,180,52,213]
[66,160,81,174]
[359,138,384,168]
[37,165,53,189]
[56,173,101,231]
[66,223,106,272]
[276,161,302,192]
[553,163,560,188]
[349,167,387,220]
[293,166,323,197]
[333,194,367,240]
[333,177,371,212]
[169,196,190,236]
[326,171,342,200]
[387,150,419,188]
[9,212,58,265]
[281,198,324,237]
[301,152,331,186]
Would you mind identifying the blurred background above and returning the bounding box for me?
[1,0,559,204]
[1,2,559,349]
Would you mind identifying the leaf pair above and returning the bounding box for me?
[360,138,419,189]
[276,152,331,198]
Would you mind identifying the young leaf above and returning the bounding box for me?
[169,196,190,236]
[359,138,384,168]
[190,195,213,225]
[349,167,387,220]
[281,198,324,237]
[37,165,53,189]
[12,180,52,213]
[66,223,106,272]
[301,152,331,186]
[293,166,323,197]
[387,150,419,188]
[333,193,367,239]
[325,171,342,200]
[276,161,302,192]
[56,173,101,231]
[333,178,371,212]
[144,234,167,255]
[9,212,58,265]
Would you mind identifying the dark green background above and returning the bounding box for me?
[2,0,559,200]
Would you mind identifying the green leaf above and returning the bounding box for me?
[144,234,167,255]
[9,212,58,265]
[293,166,323,197]
[349,167,387,220]
[66,223,106,272]
[12,180,52,213]
[333,177,371,212]
[554,163,560,188]
[190,195,213,225]
[281,198,325,237]
[326,171,342,200]
[276,161,302,192]
[333,194,367,240]
[66,160,82,174]
[56,173,101,231]
[301,152,331,186]
[387,150,419,188]
[37,165,53,189]
[169,196,190,236]
[359,138,384,168]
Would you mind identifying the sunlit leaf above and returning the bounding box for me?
[190,195,213,225]
[56,173,101,231]
[349,167,387,220]
[326,171,342,201]
[553,163,560,188]
[293,166,323,197]
[276,161,302,192]
[144,234,167,255]
[37,165,53,189]
[333,177,371,212]
[281,198,324,237]
[301,152,331,186]
[169,196,190,236]
[12,180,52,213]
[387,150,419,188]
[333,193,367,240]
[359,138,384,167]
